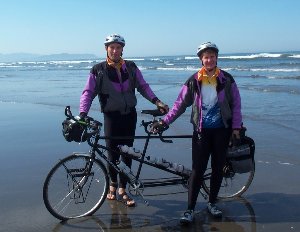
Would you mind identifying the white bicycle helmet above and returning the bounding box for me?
[104,34,125,47]
[197,42,219,57]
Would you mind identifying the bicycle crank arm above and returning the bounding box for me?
[199,188,208,200]
[128,181,149,206]
[137,190,149,206]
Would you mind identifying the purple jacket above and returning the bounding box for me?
[163,69,242,132]
[80,60,158,114]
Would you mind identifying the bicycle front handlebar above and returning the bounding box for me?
[64,106,102,139]
[63,106,173,143]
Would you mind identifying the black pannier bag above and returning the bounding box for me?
[227,136,255,173]
[62,118,87,142]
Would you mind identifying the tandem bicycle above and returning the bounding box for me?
[43,106,255,220]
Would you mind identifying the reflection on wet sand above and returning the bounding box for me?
[51,197,257,232]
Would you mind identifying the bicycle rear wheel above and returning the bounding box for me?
[202,159,255,199]
[43,154,109,220]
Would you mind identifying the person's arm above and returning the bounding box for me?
[79,73,97,117]
[163,77,195,125]
[230,80,242,144]
[230,81,242,129]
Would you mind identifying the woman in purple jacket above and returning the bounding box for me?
[152,42,242,224]
[79,34,168,207]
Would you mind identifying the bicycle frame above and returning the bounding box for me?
[87,125,194,187]
[83,122,214,204]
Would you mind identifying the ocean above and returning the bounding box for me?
[1,51,300,129]
[1,52,300,231]
[1,51,300,161]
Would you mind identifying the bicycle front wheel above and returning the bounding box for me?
[202,160,255,199]
[43,154,109,220]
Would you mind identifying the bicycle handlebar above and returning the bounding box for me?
[64,106,102,139]
[64,106,172,143]
[140,109,172,143]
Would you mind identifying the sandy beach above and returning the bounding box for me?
[0,101,299,232]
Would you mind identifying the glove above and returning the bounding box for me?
[155,100,169,114]
[151,120,168,134]
[79,112,87,120]
[230,129,241,147]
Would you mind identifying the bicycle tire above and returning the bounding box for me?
[43,154,109,220]
[202,159,255,199]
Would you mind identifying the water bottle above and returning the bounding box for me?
[148,156,170,168]
[171,163,183,173]
[146,156,157,164]
[118,145,142,158]
[155,158,170,168]
[146,156,170,168]
[127,147,142,158]
[182,167,192,176]
[117,161,136,184]
[170,162,191,176]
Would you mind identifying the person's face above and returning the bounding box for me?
[106,43,123,62]
[200,50,217,71]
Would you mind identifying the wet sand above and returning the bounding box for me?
[1,102,300,232]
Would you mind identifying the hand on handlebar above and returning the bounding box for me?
[79,112,87,120]
[150,119,169,134]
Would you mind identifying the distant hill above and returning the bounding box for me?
[0,53,100,62]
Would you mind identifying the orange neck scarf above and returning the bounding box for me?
[106,56,125,71]
[197,67,220,83]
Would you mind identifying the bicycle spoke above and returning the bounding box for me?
[202,161,255,199]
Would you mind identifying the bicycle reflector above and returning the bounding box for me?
[62,118,87,142]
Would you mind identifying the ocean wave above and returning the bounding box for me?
[219,53,282,59]
[184,56,198,60]
[184,52,298,60]
[251,68,300,72]
[48,60,97,64]
[137,65,198,71]
[289,54,300,58]
[223,67,300,72]
[241,85,300,94]
[128,58,145,61]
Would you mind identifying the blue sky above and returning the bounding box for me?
[1,0,300,57]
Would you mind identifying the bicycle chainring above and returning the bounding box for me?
[128,180,144,196]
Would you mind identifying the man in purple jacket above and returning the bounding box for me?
[152,42,242,223]
[79,34,169,207]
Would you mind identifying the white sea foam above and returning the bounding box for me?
[278,161,293,165]
[289,54,300,58]
[184,56,198,60]
[150,58,163,61]
[220,53,282,59]
[49,60,95,64]
[128,58,145,61]
[250,68,300,72]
